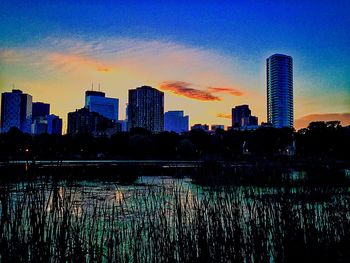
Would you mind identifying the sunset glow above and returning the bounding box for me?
[1,1,349,130]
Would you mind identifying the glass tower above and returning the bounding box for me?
[32,102,50,119]
[1,89,32,133]
[266,54,293,128]
[85,90,119,122]
[164,111,189,133]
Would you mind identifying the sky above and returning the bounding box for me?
[1,0,349,131]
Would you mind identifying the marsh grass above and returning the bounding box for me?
[1,179,350,262]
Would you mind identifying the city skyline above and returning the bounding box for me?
[1,1,349,130]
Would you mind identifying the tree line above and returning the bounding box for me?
[0,121,349,161]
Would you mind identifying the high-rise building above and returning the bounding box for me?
[46,114,63,135]
[32,102,50,119]
[164,111,189,133]
[31,115,63,135]
[67,108,116,135]
[231,104,258,130]
[31,102,50,135]
[232,105,251,127]
[266,54,293,128]
[128,86,164,133]
[31,117,48,135]
[1,89,32,133]
[85,90,119,122]
[242,116,258,127]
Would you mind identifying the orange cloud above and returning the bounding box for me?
[97,67,110,72]
[295,113,350,130]
[216,113,232,119]
[46,53,111,73]
[159,81,221,101]
[207,87,243,96]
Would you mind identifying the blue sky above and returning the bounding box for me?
[1,0,349,129]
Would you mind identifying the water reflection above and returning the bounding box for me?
[115,190,124,203]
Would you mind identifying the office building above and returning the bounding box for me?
[191,124,209,131]
[232,105,258,129]
[85,90,119,122]
[67,108,118,136]
[232,105,251,128]
[211,125,225,131]
[31,117,48,135]
[266,54,293,128]
[31,114,62,135]
[46,114,63,135]
[242,116,258,127]
[31,102,50,135]
[32,102,50,119]
[1,89,32,133]
[128,86,164,133]
[164,111,189,133]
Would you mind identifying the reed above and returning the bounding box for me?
[1,180,350,262]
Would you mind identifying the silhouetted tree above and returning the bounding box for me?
[0,121,349,161]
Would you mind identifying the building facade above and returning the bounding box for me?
[128,86,164,133]
[67,108,118,136]
[31,114,62,135]
[1,89,32,133]
[31,117,48,135]
[242,116,258,127]
[266,54,293,128]
[164,111,189,133]
[32,102,50,119]
[191,124,209,131]
[46,114,63,135]
[211,125,225,131]
[232,105,251,128]
[232,105,258,129]
[85,90,119,122]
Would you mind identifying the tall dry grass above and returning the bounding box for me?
[1,180,350,262]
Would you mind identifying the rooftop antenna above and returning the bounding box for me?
[98,83,100,91]
[92,82,94,91]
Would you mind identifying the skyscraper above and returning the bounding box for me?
[242,116,258,127]
[128,86,164,133]
[46,114,63,135]
[1,89,32,133]
[85,90,119,122]
[231,105,258,130]
[67,108,117,135]
[31,102,50,135]
[232,105,251,128]
[164,111,189,133]
[32,102,50,119]
[31,117,48,135]
[266,54,293,128]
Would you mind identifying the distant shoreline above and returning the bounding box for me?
[1,158,350,167]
